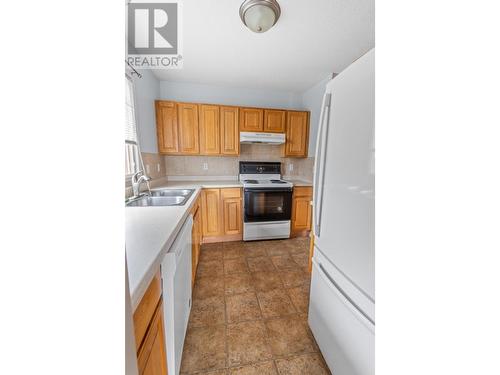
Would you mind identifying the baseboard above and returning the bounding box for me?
[202,234,243,244]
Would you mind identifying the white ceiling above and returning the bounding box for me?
[149,0,374,92]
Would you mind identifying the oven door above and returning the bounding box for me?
[244,188,292,223]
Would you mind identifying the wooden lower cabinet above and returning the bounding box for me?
[137,300,168,375]
[201,189,222,237]
[222,188,242,236]
[291,186,313,237]
[201,188,242,243]
[134,273,168,375]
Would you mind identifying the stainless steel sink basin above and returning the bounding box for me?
[149,189,193,197]
[126,189,195,207]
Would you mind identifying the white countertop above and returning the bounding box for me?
[125,188,201,310]
[283,178,313,187]
[154,180,243,189]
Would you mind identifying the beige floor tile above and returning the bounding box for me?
[227,321,273,367]
[226,292,262,323]
[193,370,228,375]
[198,259,224,278]
[200,248,223,262]
[257,289,296,318]
[287,284,310,313]
[247,256,276,272]
[193,276,225,299]
[189,295,226,328]
[225,273,255,295]
[242,242,268,258]
[270,254,301,270]
[251,272,284,292]
[228,361,277,375]
[223,242,247,259]
[291,253,309,268]
[265,241,291,256]
[275,353,331,375]
[180,325,226,373]
[278,269,310,288]
[224,258,249,275]
[286,238,310,255]
[265,316,317,357]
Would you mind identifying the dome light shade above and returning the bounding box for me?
[240,0,281,33]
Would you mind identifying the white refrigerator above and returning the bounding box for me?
[309,48,375,375]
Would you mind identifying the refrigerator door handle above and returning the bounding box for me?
[313,92,331,237]
[315,259,375,327]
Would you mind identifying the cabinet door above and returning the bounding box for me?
[239,107,263,132]
[199,104,220,155]
[285,111,309,157]
[156,101,179,154]
[292,196,312,231]
[177,103,200,154]
[201,189,222,237]
[137,301,168,375]
[264,109,286,133]
[220,106,240,155]
[222,188,242,236]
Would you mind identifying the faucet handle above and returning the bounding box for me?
[132,170,144,183]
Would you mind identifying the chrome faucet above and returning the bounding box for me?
[131,171,152,197]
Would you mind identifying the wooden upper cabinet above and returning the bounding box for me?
[220,106,239,155]
[177,103,199,154]
[239,107,263,132]
[264,109,286,133]
[199,104,220,155]
[156,101,179,154]
[201,189,222,237]
[284,111,309,157]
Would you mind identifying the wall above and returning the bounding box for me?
[132,68,160,153]
[301,74,334,156]
[160,81,303,109]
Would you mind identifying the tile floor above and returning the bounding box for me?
[180,237,332,375]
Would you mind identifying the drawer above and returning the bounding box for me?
[294,186,313,197]
[221,187,242,199]
[133,271,162,351]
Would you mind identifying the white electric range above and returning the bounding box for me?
[239,161,293,241]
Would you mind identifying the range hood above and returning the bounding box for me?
[240,132,285,144]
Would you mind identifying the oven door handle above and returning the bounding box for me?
[244,188,293,193]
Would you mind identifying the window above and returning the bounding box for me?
[125,75,141,180]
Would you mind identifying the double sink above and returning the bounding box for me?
[126,188,195,207]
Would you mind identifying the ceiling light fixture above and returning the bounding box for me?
[239,0,281,33]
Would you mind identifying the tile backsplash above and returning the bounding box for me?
[126,148,313,198]
[164,144,314,181]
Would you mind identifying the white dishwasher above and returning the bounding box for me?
[161,216,192,375]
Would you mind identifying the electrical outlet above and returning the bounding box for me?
[157,163,161,172]
[146,165,151,174]
[203,162,209,170]
[289,163,294,172]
